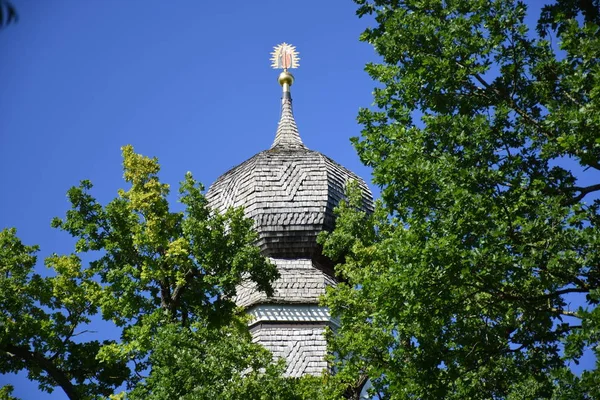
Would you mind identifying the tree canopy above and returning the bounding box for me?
[321,0,600,398]
[4,0,600,398]
[0,146,325,399]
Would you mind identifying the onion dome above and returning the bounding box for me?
[206,46,373,270]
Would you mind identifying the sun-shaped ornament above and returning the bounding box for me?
[271,43,300,70]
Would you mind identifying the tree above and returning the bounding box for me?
[320,0,600,398]
[0,145,314,399]
[0,0,17,29]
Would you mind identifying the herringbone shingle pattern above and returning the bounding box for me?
[235,258,336,308]
[250,324,329,377]
[206,92,373,378]
[206,148,372,258]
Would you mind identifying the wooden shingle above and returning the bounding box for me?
[206,92,373,377]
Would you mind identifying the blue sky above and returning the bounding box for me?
[0,0,595,398]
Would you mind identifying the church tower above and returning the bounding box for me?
[206,43,373,377]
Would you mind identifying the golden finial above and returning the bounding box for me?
[271,43,299,92]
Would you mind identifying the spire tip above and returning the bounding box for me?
[270,43,305,149]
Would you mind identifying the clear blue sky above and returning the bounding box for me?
[0,0,595,398]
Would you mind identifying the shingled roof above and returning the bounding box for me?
[206,92,373,264]
[271,92,305,149]
[206,60,373,378]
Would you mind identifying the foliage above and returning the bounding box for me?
[0,0,17,29]
[0,146,303,399]
[0,385,18,400]
[320,0,600,398]
[0,227,126,399]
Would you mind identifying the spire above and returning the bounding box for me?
[272,85,305,149]
[270,43,306,150]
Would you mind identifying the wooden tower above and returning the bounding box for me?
[206,43,373,377]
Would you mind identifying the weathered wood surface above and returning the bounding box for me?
[206,94,373,377]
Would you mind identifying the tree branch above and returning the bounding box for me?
[474,72,548,134]
[569,183,600,203]
[159,282,171,311]
[535,262,590,292]
[456,61,552,138]
[2,344,80,400]
[497,287,589,302]
[553,324,582,334]
[584,160,600,171]
[171,268,196,306]
[550,308,581,318]
[50,307,85,362]
[505,343,527,353]
[561,89,583,108]
[344,373,370,400]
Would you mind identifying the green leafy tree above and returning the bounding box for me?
[321,0,600,398]
[0,145,313,399]
[0,385,18,400]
